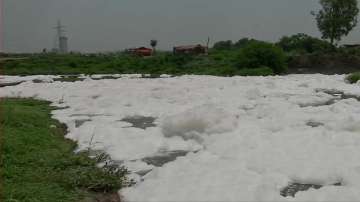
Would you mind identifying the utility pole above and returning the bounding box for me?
[53,20,68,53]
[206,37,210,54]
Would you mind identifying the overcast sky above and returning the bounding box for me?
[3,0,360,53]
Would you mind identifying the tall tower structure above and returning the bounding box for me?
[53,20,68,53]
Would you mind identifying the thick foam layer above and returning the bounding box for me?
[2,74,360,201]
[161,104,238,142]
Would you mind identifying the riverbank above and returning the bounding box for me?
[1,98,129,202]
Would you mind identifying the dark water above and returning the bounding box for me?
[75,119,91,128]
[142,150,190,167]
[0,81,24,87]
[121,116,157,130]
[280,182,342,197]
[300,89,360,107]
[306,121,324,128]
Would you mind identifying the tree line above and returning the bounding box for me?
[214,0,359,50]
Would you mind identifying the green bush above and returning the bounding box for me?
[277,33,333,54]
[3,47,286,76]
[237,41,288,74]
[68,61,78,68]
[346,72,360,84]
[337,47,360,58]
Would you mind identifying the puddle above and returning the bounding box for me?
[280,182,342,197]
[142,150,189,167]
[306,121,324,128]
[0,81,24,87]
[75,119,91,128]
[300,89,360,107]
[120,116,156,130]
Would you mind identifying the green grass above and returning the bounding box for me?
[346,72,360,84]
[2,49,287,76]
[0,98,128,202]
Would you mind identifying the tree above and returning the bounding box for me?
[237,41,287,74]
[150,39,158,54]
[234,38,251,49]
[312,0,359,46]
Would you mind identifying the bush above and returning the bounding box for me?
[68,61,78,68]
[237,41,288,74]
[277,33,333,54]
[346,72,360,84]
[337,47,360,58]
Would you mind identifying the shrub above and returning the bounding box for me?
[68,61,78,68]
[337,47,360,58]
[237,41,288,74]
[277,33,333,54]
[346,72,360,84]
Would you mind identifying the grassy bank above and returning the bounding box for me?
[0,98,128,202]
[1,40,287,76]
[1,52,276,76]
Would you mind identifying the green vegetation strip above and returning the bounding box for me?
[3,34,360,76]
[0,99,128,202]
[2,40,287,76]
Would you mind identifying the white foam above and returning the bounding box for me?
[2,74,360,201]
[161,104,238,142]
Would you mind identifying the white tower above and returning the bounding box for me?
[53,20,68,53]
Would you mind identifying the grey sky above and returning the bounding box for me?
[3,0,360,53]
